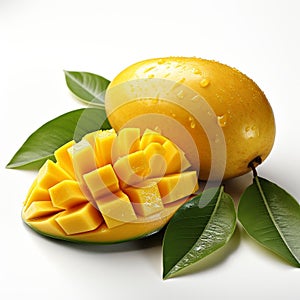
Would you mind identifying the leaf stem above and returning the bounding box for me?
[248,156,262,178]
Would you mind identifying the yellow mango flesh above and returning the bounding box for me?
[55,203,103,235]
[124,181,164,217]
[96,191,137,228]
[22,128,199,243]
[54,140,76,179]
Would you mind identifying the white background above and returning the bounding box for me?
[1,0,299,299]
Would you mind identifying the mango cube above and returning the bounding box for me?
[24,185,50,210]
[113,151,149,186]
[124,181,164,217]
[68,139,97,180]
[54,140,76,179]
[37,160,72,189]
[49,180,87,209]
[96,191,137,228]
[94,129,117,167]
[162,140,182,174]
[30,212,66,236]
[112,127,140,160]
[82,130,102,148]
[24,201,62,220]
[83,164,119,199]
[140,129,167,149]
[157,171,199,204]
[143,142,167,178]
[55,203,103,235]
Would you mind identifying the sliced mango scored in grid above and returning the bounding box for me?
[22,128,199,243]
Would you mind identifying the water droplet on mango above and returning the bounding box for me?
[217,114,228,127]
[157,58,165,64]
[188,116,196,129]
[200,78,210,87]
[244,125,259,139]
[192,68,202,75]
[144,66,155,73]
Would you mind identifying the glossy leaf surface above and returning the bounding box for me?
[162,187,236,279]
[238,176,300,267]
[6,108,111,169]
[64,71,110,106]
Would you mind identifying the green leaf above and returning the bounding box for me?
[64,71,110,107]
[238,176,300,267]
[162,186,236,279]
[6,108,111,170]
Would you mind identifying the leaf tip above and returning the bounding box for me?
[63,70,71,77]
[5,159,17,169]
[162,272,171,280]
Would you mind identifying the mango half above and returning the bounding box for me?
[22,128,199,243]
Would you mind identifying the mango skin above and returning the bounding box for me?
[105,57,276,180]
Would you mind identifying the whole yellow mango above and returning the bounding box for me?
[105,57,275,180]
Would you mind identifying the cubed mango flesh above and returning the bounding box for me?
[22,128,199,243]
[139,129,167,149]
[157,171,199,204]
[54,140,76,179]
[94,129,117,166]
[24,185,50,210]
[83,164,119,199]
[113,150,149,186]
[143,142,167,178]
[68,139,97,181]
[124,181,164,217]
[24,201,63,220]
[112,127,140,160]
[37,160,72,189]
[96,191,137,228]
[49,180,87,209]
[55,203,103,235]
